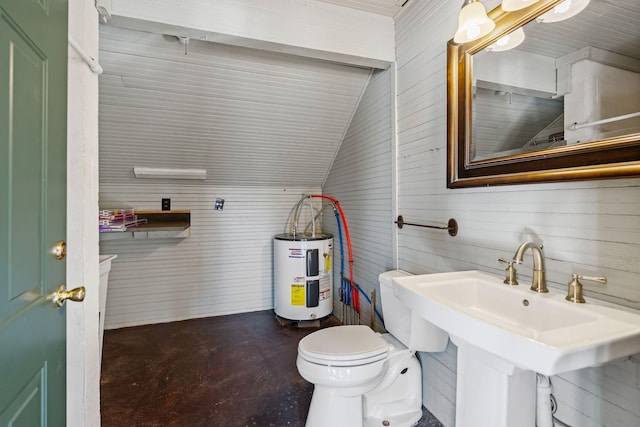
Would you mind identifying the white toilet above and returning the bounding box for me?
[296,270,449,427]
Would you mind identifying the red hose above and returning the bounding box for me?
[310,194,359,314]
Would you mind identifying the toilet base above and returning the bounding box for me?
[305,385,363,427]
[364,410,422,427]
[364,350,423,427]
[303,348,423,427]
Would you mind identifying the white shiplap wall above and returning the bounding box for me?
[99,24,371,187]
[97,23,372,328]
[95,1,640,425]
[391,1,640,426]
[99,184,321,328]
[322,68,394,332]
[317,0,405,17]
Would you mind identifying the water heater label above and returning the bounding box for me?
[288,248,304,258]
[291,284,305,306]
[319,276,331,301]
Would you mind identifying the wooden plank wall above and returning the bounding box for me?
[95,2,640,425]
[391,1,640,426]
[99,184,320,329]
[98,25,371,188]
[97,23,369,329]
[322,69,394,332]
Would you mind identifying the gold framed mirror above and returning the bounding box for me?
[447,0,640,188]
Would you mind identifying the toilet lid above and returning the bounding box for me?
[298,325,390,366]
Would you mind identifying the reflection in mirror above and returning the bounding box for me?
[470,0,640,162]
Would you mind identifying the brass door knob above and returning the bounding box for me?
[52,284,86,308]
[53,240,66,260]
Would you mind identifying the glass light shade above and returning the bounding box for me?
[454,1,496,44]
[485,27,526,51]
[501,0,540,12]
[537,0,590,23]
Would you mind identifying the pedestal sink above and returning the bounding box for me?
[392,270,640,427]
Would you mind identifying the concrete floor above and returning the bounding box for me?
[100,310,444,427]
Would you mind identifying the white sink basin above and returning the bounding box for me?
[393,270,640,376]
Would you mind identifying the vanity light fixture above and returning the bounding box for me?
[486,27,526,52]
[454,0,496,44]
[536,0,590,23]
[133,167,207,180]
[501,0,540,12]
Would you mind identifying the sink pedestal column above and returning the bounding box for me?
[452,337,536,427]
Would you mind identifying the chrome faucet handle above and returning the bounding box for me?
[498,257,518,286]
[566,273,607,303]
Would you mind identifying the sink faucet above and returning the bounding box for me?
[512,242,547,293]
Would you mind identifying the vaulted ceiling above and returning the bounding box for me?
[99,0,408,187]
[98,25,374,186]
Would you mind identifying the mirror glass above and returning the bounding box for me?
[472,0,640,161]
[448,0,640,187]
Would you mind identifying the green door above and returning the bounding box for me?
[0,0,69,425]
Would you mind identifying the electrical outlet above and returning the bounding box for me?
[162,198,171,211]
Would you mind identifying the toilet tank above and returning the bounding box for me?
[379,270,449,352]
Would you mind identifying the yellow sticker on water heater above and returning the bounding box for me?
[325,254,331,272]
[291,284,305,306]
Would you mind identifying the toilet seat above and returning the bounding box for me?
[298,325,391,367]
